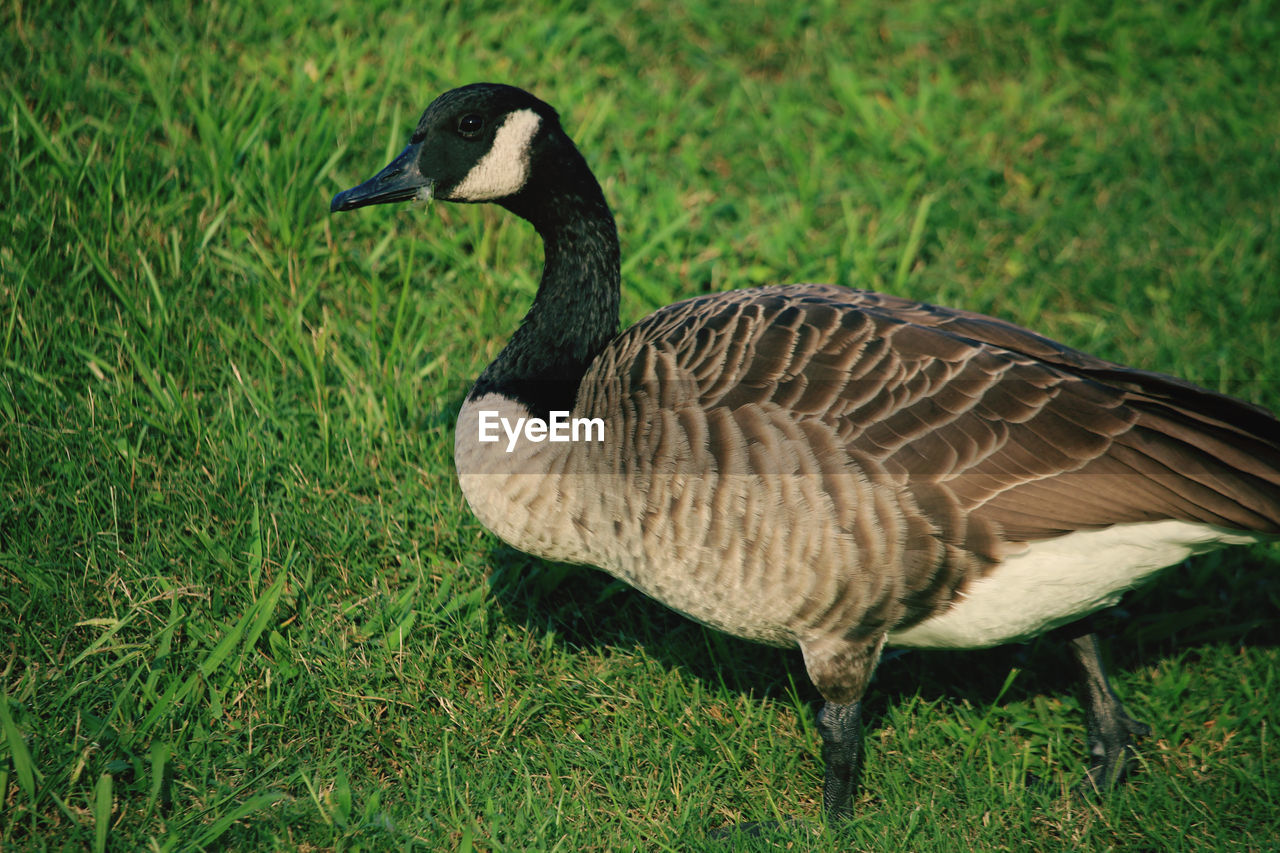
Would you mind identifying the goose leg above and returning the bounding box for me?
[1069,632,1150,790]
[801,634,886,821]
[817,699,863,821]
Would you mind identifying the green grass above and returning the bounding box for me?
[3,0,1279,849]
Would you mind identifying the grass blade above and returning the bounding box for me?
[0,695,39,803]
[894,192,935,291]
[93,772,112,853]
[188,792,285,849]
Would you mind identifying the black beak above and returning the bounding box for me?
[330,142,431,212]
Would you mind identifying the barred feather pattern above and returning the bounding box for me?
[456,283,1280,654]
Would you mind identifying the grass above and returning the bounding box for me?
[3,0,1279,848]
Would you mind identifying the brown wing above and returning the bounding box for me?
[837,287,1280,537]
[582,283,1280,550]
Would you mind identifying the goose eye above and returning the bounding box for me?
[457,114,484,138]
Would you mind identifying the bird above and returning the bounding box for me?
[330,82,1280,821]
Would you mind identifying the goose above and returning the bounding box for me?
[330,83,1280,820]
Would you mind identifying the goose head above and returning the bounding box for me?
[330,83,621,418]
[330,83,565,212]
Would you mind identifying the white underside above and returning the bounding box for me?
[888,520,1260,649]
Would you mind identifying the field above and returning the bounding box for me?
[3,0,1279,849]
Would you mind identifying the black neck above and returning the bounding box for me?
[468,143,621,418]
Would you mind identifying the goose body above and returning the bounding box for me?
[332,83,1280,819]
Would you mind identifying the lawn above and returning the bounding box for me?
[2,0,1279,849]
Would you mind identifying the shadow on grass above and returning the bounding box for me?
[485,539,1280,750]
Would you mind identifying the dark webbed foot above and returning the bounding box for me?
[1069,632,1150,790]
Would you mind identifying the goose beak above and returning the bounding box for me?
[330,142,433,212]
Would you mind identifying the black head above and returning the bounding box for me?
[330,83,563,212]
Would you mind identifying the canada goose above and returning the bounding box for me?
[330,83,1280,820]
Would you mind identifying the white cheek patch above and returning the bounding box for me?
[450,108,542,201]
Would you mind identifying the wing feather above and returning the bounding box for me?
[581,284,1280,556]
